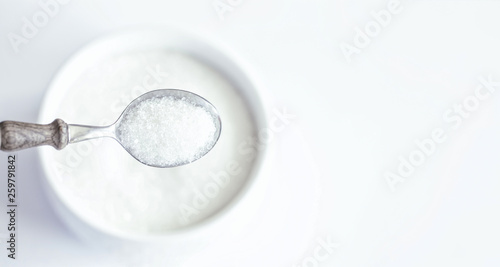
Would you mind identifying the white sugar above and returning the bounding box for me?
[117,96,217,167]
[49,50,256,233]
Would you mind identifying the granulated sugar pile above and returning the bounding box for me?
[117,96,217,167]
[49,50,256,233]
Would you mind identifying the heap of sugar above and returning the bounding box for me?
[117,95,217,167]
[49,50,256,233]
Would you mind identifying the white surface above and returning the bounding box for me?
[0,0,500,266]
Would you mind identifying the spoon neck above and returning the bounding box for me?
[68,124,116,144]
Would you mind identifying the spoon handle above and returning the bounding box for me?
[0,119,69,151]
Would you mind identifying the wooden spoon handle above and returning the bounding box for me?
[0,119,69,151]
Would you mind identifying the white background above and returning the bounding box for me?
[1,0,500,266]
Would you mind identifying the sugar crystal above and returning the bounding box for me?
[117,95,217,167]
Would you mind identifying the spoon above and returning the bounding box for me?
[0,89,222,168]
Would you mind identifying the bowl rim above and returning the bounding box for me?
[37,26,272,242]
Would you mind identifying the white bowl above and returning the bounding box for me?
[38,27,271,248]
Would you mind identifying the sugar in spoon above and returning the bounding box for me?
[0,89,222,168]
